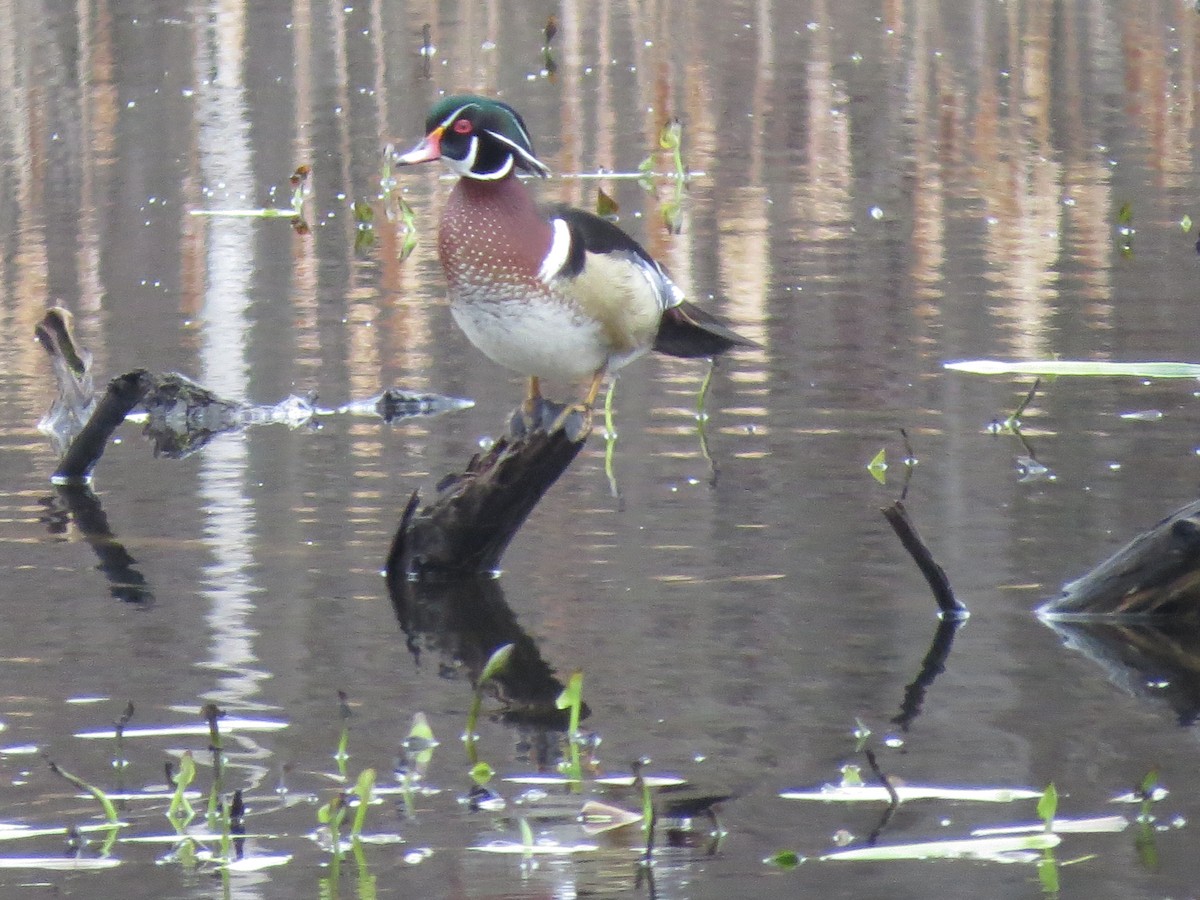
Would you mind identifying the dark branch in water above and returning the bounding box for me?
[54,371,153,483]
[881,500,968,619]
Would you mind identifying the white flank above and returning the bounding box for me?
[538,219,572,283]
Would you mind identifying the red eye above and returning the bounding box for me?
[452,119,473,134]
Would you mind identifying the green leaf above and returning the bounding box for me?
[867,449,887,484]
[1138,768,1160,799]
[661,198,683,234]
[596,188,619,219]
[1037,783,1058,829]
[555,671,584,737]
[470,761,495,786]
[659,118,682,151]
[45,760,120,826]
[518,816,534,851]
[353,200,374,224]
[351,768,376,836]
[1117,201,1133,225]
[766,849,803,869]
[409,711,435,744]
[1181,214,1193,232]
[479,643,514,685]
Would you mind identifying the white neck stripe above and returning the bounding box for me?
[538,218,572,283]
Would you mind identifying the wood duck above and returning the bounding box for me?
[395,94,759,428]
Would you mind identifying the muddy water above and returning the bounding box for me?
[3,1,1200,896]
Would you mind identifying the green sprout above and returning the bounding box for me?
[335,690,352,779]
[556,671,585,782]
[381,145,420,261]
[1037,783,1059,830]
[167,751,198,829]
[465,643,514,766]
[400,712,437,816]
[1037,783,1061,894]
[350,768,376,838]
[318,792,349,860]
[469,761,495,787]
[1135,768,1162,871]
[45,757,120,826]
[1116,200,1135,257]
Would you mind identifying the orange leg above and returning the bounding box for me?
[548,368,605,438]
[582,369,605,408]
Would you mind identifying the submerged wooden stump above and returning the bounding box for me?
[1039,499,1200,618]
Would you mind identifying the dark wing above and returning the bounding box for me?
[541,203,760,360]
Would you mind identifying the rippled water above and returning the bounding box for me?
[4,1,1200,896]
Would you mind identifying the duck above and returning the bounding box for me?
[394,94,758,431]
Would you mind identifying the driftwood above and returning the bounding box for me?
[34,307,473,481]
[387,403,590,577]
[1039,499,1200,618]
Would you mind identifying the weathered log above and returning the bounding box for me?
[53,371,153,483]
[387,406,590,577]
[36,307,473,478]
[1039,499,1200,618]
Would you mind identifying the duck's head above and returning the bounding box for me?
[395,94,551,180]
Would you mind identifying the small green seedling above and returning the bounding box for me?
[335,691,352,779]
[318,793,349,860]
[556,671,585,782]
[350,768,376,838]
[46,758,120,826]
[766,849,803,869]
[168,751,198,828]
[465,643,514,766]
[1038,783,1059,831]
[202,703,225,827]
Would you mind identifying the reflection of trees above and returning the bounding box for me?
[7,1,1198,429]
